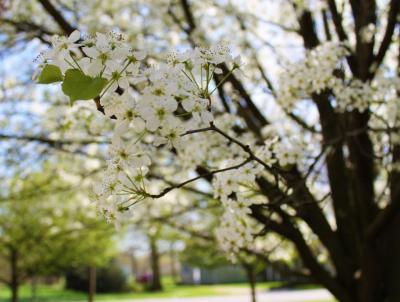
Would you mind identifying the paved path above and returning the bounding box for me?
[109,289,333,302]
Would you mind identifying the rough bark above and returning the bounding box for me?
[358,31,400,302]
[88,266,96,302]
[30,277,37,302]
[169,242,177,283]
[149,236,163,291]
[10,249,19,302]
[357,220,400,302]
[243,264,257,302]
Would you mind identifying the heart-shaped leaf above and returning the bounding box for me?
[61,69,108,103]
[38,64,63,84]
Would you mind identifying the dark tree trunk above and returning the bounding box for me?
[357,214,400,302]
[88,266,96,302]
[129,249,138,278]
[30,276,37,302]
[244,264,257,302]
[169,242,177,283]
[10,249,19,302]
[149,236,162,291]
[299,215,400,302]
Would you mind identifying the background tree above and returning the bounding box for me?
[0,168,115,302]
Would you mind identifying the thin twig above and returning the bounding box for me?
[146,157,252,198]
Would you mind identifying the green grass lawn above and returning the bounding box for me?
[0,277,332,302]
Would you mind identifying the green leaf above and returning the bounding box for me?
[61,69,108,103]
[38,64,63,84]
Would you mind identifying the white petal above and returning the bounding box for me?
[133,51,146,60]
[153,136,167,146]
[182,98,195,111]
[112,48,129,59]
[201,111,214,123]
[88,60,103,76]
[119,77,130,89]
[68,30,81,42]
[132,118,145,133]
[79,57,91,71]
[96,33,109,50]
[145,117,160,132]
[192,112,201,123]
[83,47,99,59]
[164,98,178,112]
[109,82,119,93]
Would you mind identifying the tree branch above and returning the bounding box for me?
[36,0,75,35]
[373,0,400,72]
[147,157,252,199]
[326,0,349,41]
[0,133,105,146]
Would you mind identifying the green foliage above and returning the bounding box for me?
[180,241,229,269]
[0,169,116,285]
[61,69,107,103]
[38,64,63,84]
[0,280,306,301]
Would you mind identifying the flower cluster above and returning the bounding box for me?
[215,203,254,258]
[278,41,400,114]
[36,30,309,260]
[332,79,373,112]
[37,31,245,218]
[278,42,348,109]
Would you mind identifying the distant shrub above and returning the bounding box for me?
[65,260,128,293]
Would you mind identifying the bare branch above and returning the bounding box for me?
[147,157,252,199]
[0,133,105,146]
[37,0,76,35]
[326,0,349,41]
[373,0,400,71]
[182,122,276,173]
